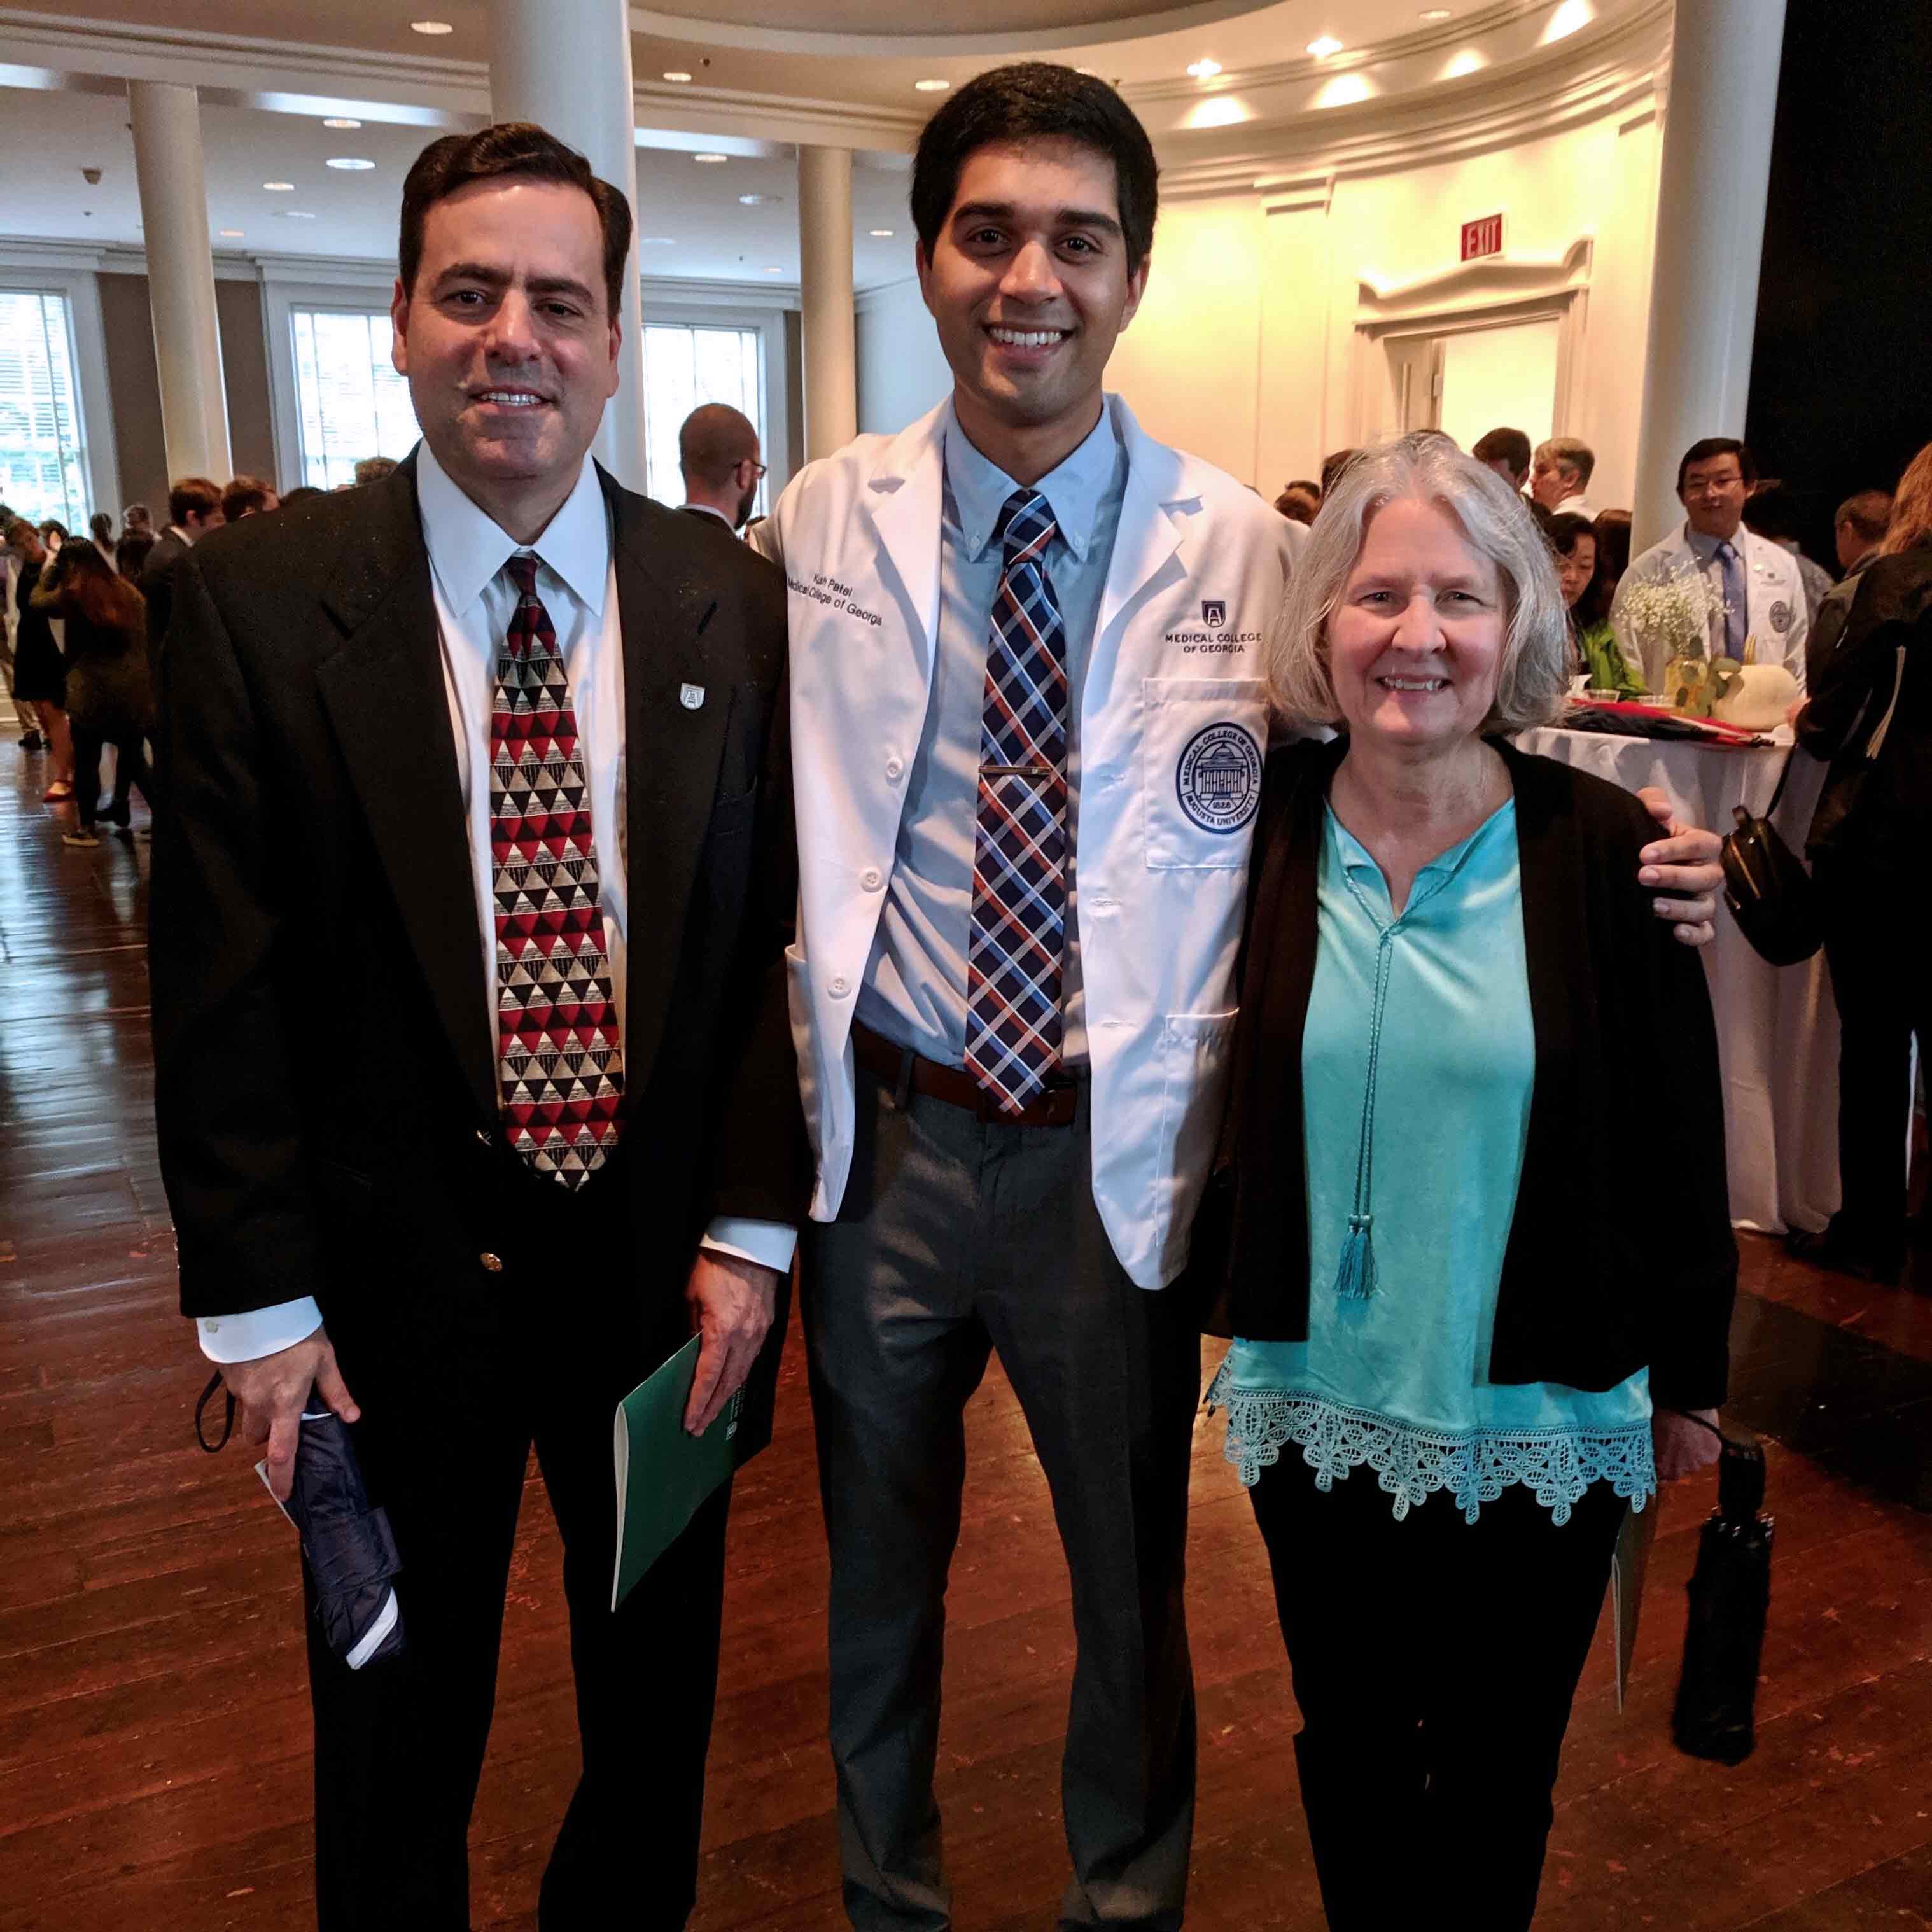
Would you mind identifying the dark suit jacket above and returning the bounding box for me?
[139,528,192,661]
[149,456,805,1385]
[1205,736,1736,1413]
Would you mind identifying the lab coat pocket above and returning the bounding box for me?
[1140,677,1268,869]
[1152,1009,1239,1271]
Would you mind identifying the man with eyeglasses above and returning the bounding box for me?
[1612,436,1809,692]
[678,403,766,533]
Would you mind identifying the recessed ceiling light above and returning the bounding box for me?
[1307,36,1344,57]
[326,157,375,171]
[763,265,784,274]
[263,181,295,191]
[322,117,362,129]
[281,210,318,220]
[738,192,780,206]
[410,19,453,32]
[1420,7,1452,17]
[218,228,244,238]
[914,78,949,92]
[693,152,729,164]
[662,70,692,82]
[869,228,895,237]
[1185,57,1222,79]
[638,236,676,244]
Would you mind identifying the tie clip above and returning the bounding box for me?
[983,762,1055,780]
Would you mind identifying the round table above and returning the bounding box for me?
[1515,722,1838,1235]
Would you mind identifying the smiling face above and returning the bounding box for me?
[916,137,1146,470]
[1679,451,1747,540]
[392,176,620,534]
[1328,496,1509,753]
[1557,531,1596,610]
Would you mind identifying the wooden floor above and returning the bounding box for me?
[3,736,1929,1931]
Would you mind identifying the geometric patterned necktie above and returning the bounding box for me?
[489,553,624,1186]
[1714,539,1747,661]
[965,487,1068,1116]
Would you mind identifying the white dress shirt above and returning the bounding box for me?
[198,445,792,1364]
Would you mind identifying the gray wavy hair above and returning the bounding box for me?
[1267,431,1571,734]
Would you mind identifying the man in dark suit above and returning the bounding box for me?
[677,402,763,531]
[150,123,801,1930]
[137,473,223,659]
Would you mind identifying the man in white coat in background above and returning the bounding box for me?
[753,64,1726,1932]
[1613,436,1810,692]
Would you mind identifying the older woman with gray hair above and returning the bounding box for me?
[1202,434,1735,1928]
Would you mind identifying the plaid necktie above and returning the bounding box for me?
[1714,539,1747,660]
[966,487,1068,1115]
[489,554,624,1185]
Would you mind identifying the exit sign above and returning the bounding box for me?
[1461,213,1504,260]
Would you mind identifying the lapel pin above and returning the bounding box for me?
[680,683,706,711]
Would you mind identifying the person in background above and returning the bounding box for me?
[1613,438,1809,692]
[31,537,153,848]
[1208,433,1733,1931]
[90,510,116,561]
[352,454,398,486]
[4,519,75,801]
[1551,510,1640,696]
[115,528,156,584]
[221,475,280,524]
[139,477,224,663]
[676,403,764,531]
[1529,436,1597,518]
[0,504,36,751]
[1275,479,1322,526]
[122,503,153,536]
[1322,447,1362,499]
[279,485,326,508]
[38,519,68,554]
[1473,426,1532,493]
[1591,508,1632,596]
[1809,487,1898,683]
[1791,443,1932,1284]
[1742,479,1834,622]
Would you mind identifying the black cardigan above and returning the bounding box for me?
[1205,735,1736,1414]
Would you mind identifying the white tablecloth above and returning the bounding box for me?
[1516,724,1838,1235]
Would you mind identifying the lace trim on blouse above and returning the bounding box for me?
[1208,1361,1655,1527]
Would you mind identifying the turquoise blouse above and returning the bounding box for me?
[1210,799,1656,1525]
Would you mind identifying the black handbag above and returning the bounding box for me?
[1720,755,1823,965]
[1672,1424,1773,1765]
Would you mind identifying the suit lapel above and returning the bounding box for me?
[314,462,497,1124]
[606,472,732,1096]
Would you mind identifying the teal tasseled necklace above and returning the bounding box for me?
[1326,806,1500,1303]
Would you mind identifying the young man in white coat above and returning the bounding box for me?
[1613,437,1810,692]
[753,65,1725,1931]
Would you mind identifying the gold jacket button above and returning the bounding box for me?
[479,1252,505,1275]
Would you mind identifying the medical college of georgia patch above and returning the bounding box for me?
[1176,721,1263,834]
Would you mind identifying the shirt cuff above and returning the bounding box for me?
[197,1298,323,1364]
[700,1217,797,1274]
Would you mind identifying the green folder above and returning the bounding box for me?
[610,1334,743,1611]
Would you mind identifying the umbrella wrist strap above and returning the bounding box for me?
[195,1371,237,1453]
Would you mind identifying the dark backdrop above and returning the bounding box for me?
[1746,0,1932,565]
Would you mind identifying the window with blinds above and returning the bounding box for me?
[290,309,421,490]
[641,323,765,512]
[0,290,89,529]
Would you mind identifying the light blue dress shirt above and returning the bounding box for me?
[1210,801,1656,1525]
[855,403,1129,1070]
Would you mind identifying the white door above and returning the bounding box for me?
[1434,318,1561,458]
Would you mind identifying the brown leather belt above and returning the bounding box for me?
[850,1019,1079,1128]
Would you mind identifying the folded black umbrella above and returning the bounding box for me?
[197,1373,405,1669]
[1672,1426,1772,1765]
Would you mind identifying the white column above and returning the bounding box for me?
[487,0,648,493]
[798,146,858,463]
[1629,0,1788,550]
[127,81,231,484]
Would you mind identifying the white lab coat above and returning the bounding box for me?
[1612,522,1810,692]
[752,394,1299,1289]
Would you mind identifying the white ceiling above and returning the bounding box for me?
[0,87,918,286]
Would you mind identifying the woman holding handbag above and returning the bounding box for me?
[1790,440,1932,1282]
[1203,435,1735,1930]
